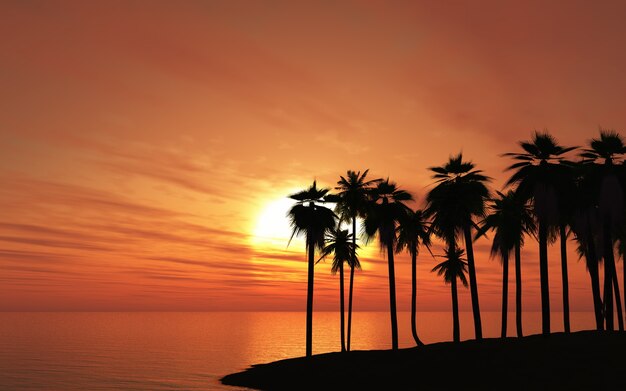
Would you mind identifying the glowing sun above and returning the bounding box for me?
[252,197,298,249]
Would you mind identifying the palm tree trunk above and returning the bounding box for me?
[339,262,346,352]
[514,242,523,337]
[347,264,355,351]
[612,269,624,331]
[501,251,509,338]
[411,248,424,346]
[463,225,483,340]
[451,275,460,343]
[560,224,570,333]
[387,241,399,350]
[538,218,551,335]
[306,235,314,357]
[347,218,356,352]
[603,221,615,331]
[585,229,603,330]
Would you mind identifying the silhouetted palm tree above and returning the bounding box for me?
[317,228,360,352]
[396,208,431,346]
[288,181,337,357]
[334,169,381,351]
[476,190,535,338]
[426,153,490,340]
[432,246,468,343]
[364,179,412,350]
[581,129,626,330]
[504,131,576,335]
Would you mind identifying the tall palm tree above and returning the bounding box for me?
[475,190,536,338]
[288,181,337,357]
[317,228,360,352]
[364,179,413,350]
[396,209,431,346]
[426,153,490,340]
[581,129,626,330]
[432,246,468,343]
[334,169,381,351]
[504,131,576,335]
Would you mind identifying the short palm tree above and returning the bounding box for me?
[504,131,576,335]
[364,179,412,350]
[580,129,626,330]
[476,190,535,338]
[426,153,490,340]
[317,228,360,352]
[432,246,468,343]
[334,169,381,351]
[288,181,337,357]
[396,208,431,346]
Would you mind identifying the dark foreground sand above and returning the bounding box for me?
[221,330,626,390]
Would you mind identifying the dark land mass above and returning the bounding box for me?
[221,330,626,390]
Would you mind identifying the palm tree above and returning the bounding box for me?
[317,228,360,352]
[432,246,468,343]
[363,179,412,350]
[288,181,337,357]
[476,190,536,338]
[426,153,490,340]
[504,131,576,335]
[396,209,431,346]
[580,129,626,330]
[334,169,381,351]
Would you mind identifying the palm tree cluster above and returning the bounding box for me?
[288,129,626,356]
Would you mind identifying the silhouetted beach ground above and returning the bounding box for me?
[221,330,626,390]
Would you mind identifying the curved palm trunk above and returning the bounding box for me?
[585,230,604,330]
[339,262,346,352]
[514,242,523,337]
[411,248,424,346]
[306,235,315,357]
[451,274,460,343]
[560,224,570,333]
[463,225,483,340]
[501,252,509,338]
[347,218,356,352]
[387,240,399,350]
[538,218,551,334]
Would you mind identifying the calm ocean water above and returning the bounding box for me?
[0,311,596,390]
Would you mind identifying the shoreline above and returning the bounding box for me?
[221,330,626,390]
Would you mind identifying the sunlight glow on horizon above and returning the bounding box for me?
[1,0,625,311]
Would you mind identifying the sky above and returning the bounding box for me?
[1,0,626,314]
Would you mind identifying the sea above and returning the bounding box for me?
[0,311,596,390]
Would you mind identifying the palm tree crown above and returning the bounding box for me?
[335,170,382,224]
[432,247,469,287]
[288,181,337,251]
[476,190,536,259]
[317,228,360,273]
[426,153,490,242]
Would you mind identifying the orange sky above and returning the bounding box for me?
[1,0,626,313]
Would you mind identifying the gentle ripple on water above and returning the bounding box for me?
[0,311,596,390]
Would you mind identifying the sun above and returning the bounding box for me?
[252,197,298,250]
